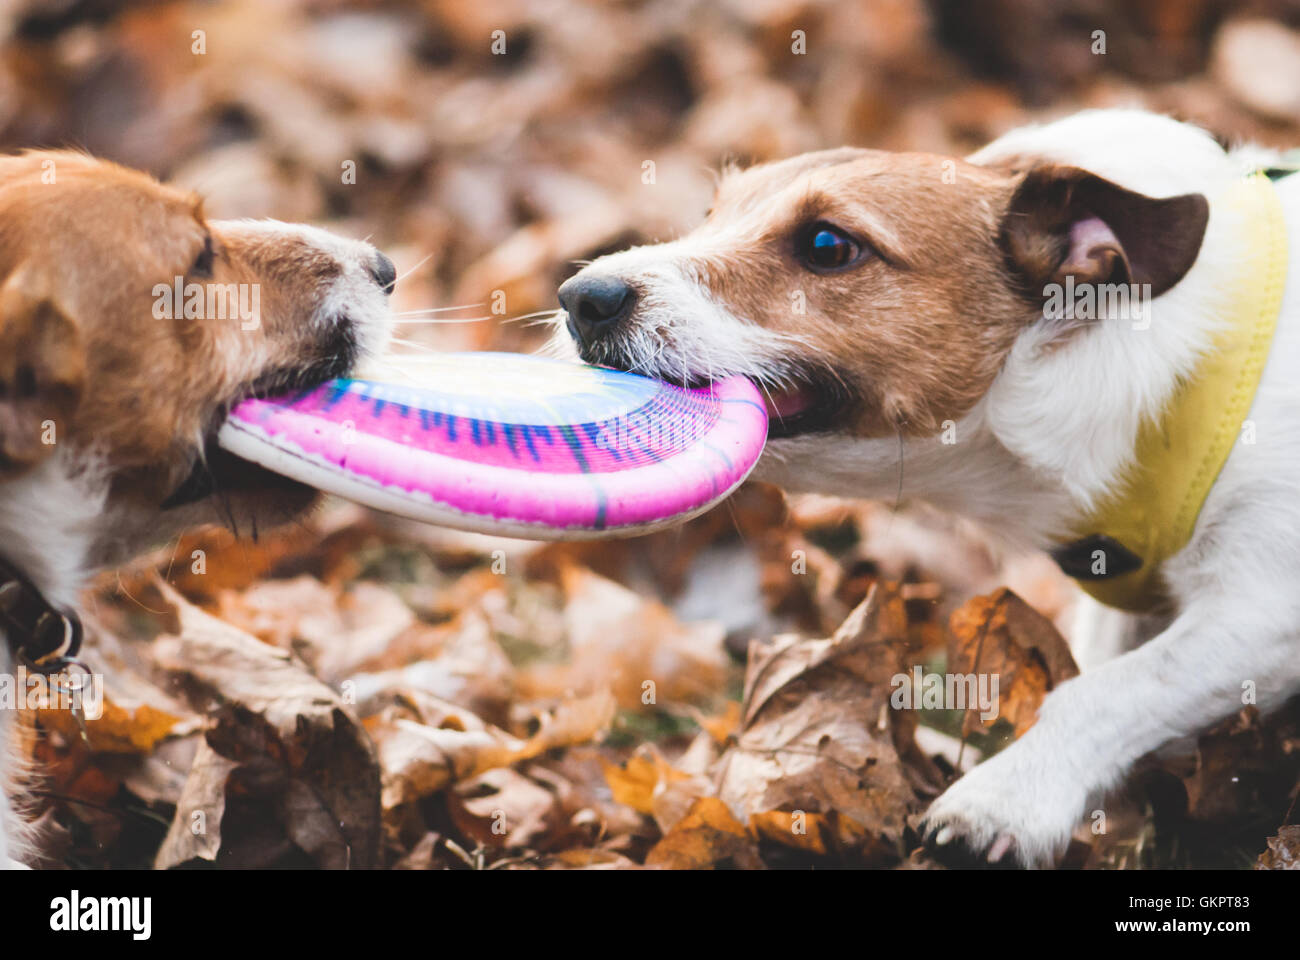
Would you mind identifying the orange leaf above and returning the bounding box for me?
[947,588,1078,737]
[38,698,181,755]
[645,797,763,870]
[601,745,693,818]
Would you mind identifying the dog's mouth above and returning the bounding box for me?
[587,334,852,441]
[756,371,851,439]
[161,347,356,510]
[605,358,849,441]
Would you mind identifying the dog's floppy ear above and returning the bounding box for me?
[0,265,84,473]
[1000,163,1208,300]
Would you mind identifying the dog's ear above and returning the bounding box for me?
[0,266,84,473]
[1000,163,1208,300]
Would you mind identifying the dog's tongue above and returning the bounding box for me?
[763,384,815,421]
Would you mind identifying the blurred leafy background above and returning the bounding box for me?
[6,0,1300,351]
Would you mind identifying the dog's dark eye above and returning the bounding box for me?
[798,223,860,271]
[191,234,215,278]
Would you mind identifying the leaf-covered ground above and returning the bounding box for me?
[20,491,1300,868]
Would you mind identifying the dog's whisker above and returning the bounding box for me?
[498,309,563,325]
[627,338,668,376]
[892,421,905,512]
[114,568,168,615]
[162,530,187,586]
[390,252,434,287]
[393,302,485,315]
[391,315,493,324]
[386,337,445,354]
[755,380,784,424]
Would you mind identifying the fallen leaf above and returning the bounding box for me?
[371,689,615,809]
[603,747,689,816]
[1256,825,1300,869]
[714,583,919,864]
[449,767,560,849]
[644,797,764,870]
[150,580,382,869]
[154,738,237,868]
[748,809,870,857]
[529,848,642,870]
[521,565,728,711]
[346,609,515,720]
[602,743,708,833]
[1183,707,1272,824]
[947,587,1078,737]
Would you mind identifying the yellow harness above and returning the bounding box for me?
[1051,171,1288,612]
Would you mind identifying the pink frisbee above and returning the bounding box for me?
[216,352,768,539]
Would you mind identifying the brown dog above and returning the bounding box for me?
[0,150,394,866]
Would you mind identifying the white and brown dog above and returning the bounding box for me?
[556,109,1300,867]
[0,150,394,867]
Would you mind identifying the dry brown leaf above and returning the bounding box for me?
[150,580,381,869]
[534,746,656,853]
[38,697,180,756]
[603,747,688,816]
[529,848,642,870]
[694,700,742,745]
[119,734,202,808]
[748,809,870,857]
[714,583,919,864]
[449,767,560,849]
[644,797,764,870]
[601,743,709,834]
[371,688,615,809]
[115,524,320,604]
[217,576,418,683]
[1256,825,1300,869]
[391,832,460,870]
[346,609,515,719]
[154,738,237,869]
[1182,707,1272,824]
[948,587,1079,737]
[520,565,728,710]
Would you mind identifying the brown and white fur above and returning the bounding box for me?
[555,109,1300,867]
[0,151,394,866]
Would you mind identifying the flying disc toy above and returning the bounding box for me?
[216,352,768,539]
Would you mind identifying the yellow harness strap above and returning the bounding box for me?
[1053,172,1288,613]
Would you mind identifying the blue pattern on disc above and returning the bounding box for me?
[332,353,661,427]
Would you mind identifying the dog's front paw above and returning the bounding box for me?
[920,748,1085,869]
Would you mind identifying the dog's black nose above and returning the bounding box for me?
[558,275,635,345]
[369,252,397,294]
